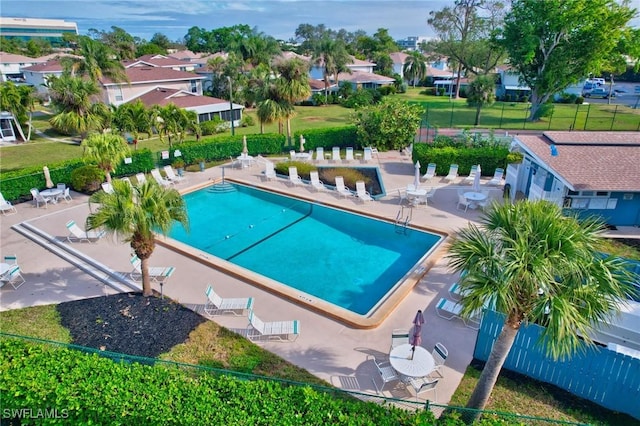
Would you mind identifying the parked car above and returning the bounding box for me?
[583,87,614,98]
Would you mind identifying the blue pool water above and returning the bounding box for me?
[169,184,442,315]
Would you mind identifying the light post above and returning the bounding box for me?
[227,76,235,136]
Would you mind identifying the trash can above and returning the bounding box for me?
[503,183,511,200]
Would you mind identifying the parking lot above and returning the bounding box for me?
[583,81,640,107]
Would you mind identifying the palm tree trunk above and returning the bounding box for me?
[286,119,292,149]
[466,317,520,415]
[474,105,482,126]
[140,256,153,297]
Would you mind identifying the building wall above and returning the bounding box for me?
[103,80,203,106]
[22,70,63,94]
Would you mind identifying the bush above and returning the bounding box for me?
[294,127,358,151]
[378,85,397,96]
[240,115,255,127]
[311,93,328,106]
[200,118,227,135]
[438,87,446,96]
[575,96,584,104]
[274,161,317,179]
[341,88,375,109]
[70,165,104,193]
[420,87,436,96]
[319,167,371,190]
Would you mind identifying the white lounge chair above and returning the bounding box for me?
[151,168,173,187]
[355,181,373,202]
[0,192,17,215]
[316,147,325,163]
[247,310,300,342]
[344,147,354,163]
[65,220,106,243]
[288,166,304,187]
[129,255,175,284]
[421,163,437,182]
[332,146,341,162]
[264,161,276,181]
[487,168,505,186]
[30,188,52,208]
[363,147,372,163]
[435,297,480,329]
[204,285,254,317]
[334,176,353,198]
[101,182,114,194]
[443,164,459,183]
[135,173,147,185]
[0,264,25,289]
[163,165,186,183]
[309,171,326,191]
[463,165,478,184]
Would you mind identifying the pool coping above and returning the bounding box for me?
[158,178,450,329]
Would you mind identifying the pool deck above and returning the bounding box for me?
[2,150,639,405]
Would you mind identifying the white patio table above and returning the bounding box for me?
[389,343,435,378]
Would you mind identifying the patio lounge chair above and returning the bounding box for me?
[309,171,326,191]
[443,164,459,183]
[334,176,353,198]
[204,285,254,317]
[0,192,17,215]
[247,310,300,342]
[355,181,373,202]
[135,173,146,185]
[344,147,354,163]
[363,147,373,163]
[101,182,114,193]
[151,168,173,187]
[332,146,341,162]
[288,166,304,187]
[487,168,504,186]
[463,165,478,184]
[435,297,481,330]
[129,255,175,284]
[163,165,186,183]
[264,161,276,181]
[421,163,437,182]
[0,264,26,289]
[30,188,52,208]
[65,220,106,243]
[315,147,325,163]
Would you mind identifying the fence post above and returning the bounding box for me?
[547,106,554,130]
[571,104,579,131]
[583,103,591,130]
[449,102,454,128]
[522,105,527,130]
[499,103,505,128]
[610,105,618,131]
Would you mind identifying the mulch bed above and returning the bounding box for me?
[56,292,205,358]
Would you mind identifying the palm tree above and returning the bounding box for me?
[47,75,105,135]
[403,51,427,87]
[62,36,127,83]
[81,133,130,184]
[466,74,496,126]
[87,180,188,297]
[311,37,352,103]
[273,58,311,147]
[447,200,635,415]
[0,82,36,140]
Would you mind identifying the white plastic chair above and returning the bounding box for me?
[488,168,504,186]
[444,164,459,183]
[129,255,175,284]
[0,192,17,215]
[363,147,372,163]
[264,161,276,181]
[65,220,106,243]
[101,182,115,193]
[0,264,26,289]
[151,168,173,187]
[334,176,352,198]
[309,171,326,191]
[367,355,402,395]
[435,297,481,330]
[464,165,478,184]
[421,163,437,181]
[316,147,325,163]
[355,181,373,202]
[30,188,52,208]
[390,329,410,350]
[135,173,146,185]
[204,285,254,317]
[457,193,471,212]
[344,147,354,163]
[397,189,408,205]
[163,165,186,183]
[247,310,300,342]
[332,146,341,162]
[407,377,438,401]
[288,167,304,187]
[430,343,448,378]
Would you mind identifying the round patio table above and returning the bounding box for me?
[40,188,63,203]
[389,344,434,378]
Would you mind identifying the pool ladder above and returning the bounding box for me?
[395,206,412,234]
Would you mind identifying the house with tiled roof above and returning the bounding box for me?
[123,54,198,72]
[0,51,46,82]
[508,131,640,226]
[21,59,64,94]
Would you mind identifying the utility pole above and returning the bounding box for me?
[227,76,235,135]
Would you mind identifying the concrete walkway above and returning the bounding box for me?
[1,151,636,405]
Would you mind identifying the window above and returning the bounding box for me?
[114,86,123,102]
[190,80,197,93]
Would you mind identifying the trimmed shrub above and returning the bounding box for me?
[70,165,104,193]
[274,161,317,180]
[319,167,371,190]
[294,127,358,151]
[200,118,227,135]
[240,115,255,127]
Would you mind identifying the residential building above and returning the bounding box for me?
[0,17,77,45]
[123,54,199,72]
[395,36,432,51]
[20,59,64,94]
[0,51,45,82]
[507,131,640,227]
[496,66,531,100]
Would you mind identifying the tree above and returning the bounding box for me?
[111,101,153,142]
[273,58,311,146]
[497,0,636,121]
[466,74,496,125]
[47,75,106,135]
[86,180,188,297]
[403,51,427,87]
[0,82,36,140]
[447,200,635,415]
[352,98,423,151]
[81,133,130,184]
[311,36,353,103]
[62,36,127,83]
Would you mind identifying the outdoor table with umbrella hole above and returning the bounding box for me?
[389,310,434,378]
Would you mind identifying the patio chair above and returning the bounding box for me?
[163,165,186,183]
[65,220,106,243]
[151,168,173,187]
[430,343,448,378]
[0,192,17,215]
[3,254,17,265]
[334,176,353,198]
[435,297,481,330]
[355,181,373,202]
[135,173,147,185]
[488,168,504,186]
[309,171,326,191]
[332,146,341,162]
[101,182,115,193]
[477,190,491,211]
[363,147,373,163]
[344,147,354,163]
[407,377,438,401]
[246,310,300,342]
[316,147,325,163]
[264,161,276,181]
[61,187,72,203]
[0,264,26,290]
[129,255,175,285]
[367,355,402,395]
[390,329,410,350]
[421,163,437,182]
[443,164,459,183]
[203,285,254,317]
[397,188,408,205]
[30,188,52,209]
[456,193,471,212]
[463,165,478,184]
[288,166,304,187]
[289,150,296,161]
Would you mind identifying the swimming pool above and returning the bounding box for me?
[168,183,444,324]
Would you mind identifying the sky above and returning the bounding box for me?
[2,0,457,42]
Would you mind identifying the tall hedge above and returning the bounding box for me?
[294,127,358,151]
